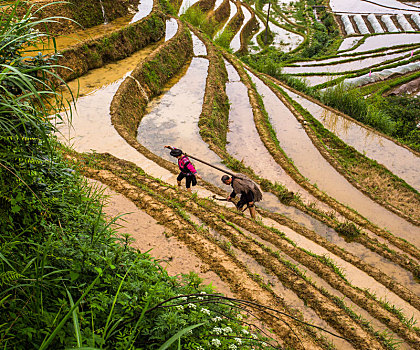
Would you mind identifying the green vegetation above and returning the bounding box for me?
[182,6,214,37]
[0,3,275,349]
[335,222,361,241]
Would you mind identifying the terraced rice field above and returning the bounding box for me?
[28,0,420,348]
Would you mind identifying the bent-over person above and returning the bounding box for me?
[221,173,262,219]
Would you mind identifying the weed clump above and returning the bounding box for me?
[336,221,361,241]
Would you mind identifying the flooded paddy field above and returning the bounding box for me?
[46,0,420,348]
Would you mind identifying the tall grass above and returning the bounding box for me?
[320,83,396,134]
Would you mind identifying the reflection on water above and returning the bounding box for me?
[37,15,136,54]
[192,33,207,56]
[137,56,230,186]
[165,18,178,41]
[339,36,363,51]
[282,50,413,74]
[287,87,420,192]
[347,33,420,53]
[178,0,200,15]
[250,73,420,246]
[215,1,237,38]
[225,61,333,212]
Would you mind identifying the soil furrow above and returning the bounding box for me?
[106,154,420,348]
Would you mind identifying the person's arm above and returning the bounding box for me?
[227,190,236,201]
[164,145,174,150]
[185,161,202,179]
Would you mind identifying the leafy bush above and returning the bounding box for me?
[242,48,287,76]
[380,95,420,150]
[214,28,235,50]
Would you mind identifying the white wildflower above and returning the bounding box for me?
[196,346,204,350]
[187,303,197,309]
[235,338,242,345]
[241,329,249,335]
[176,305,184,310]
[197,296,204,300]
[211,338,221,347]
[213,327,222,335]
[228,344,237,350]
[212,316,222,322]
[222,326,232,334]
[200,308,210,315]
[200,291,207,294]
[236,314,242,320]
[251,333,258,339]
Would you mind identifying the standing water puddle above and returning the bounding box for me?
[283,86,420,192]
[249,72,420,247]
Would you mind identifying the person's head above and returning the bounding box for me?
[170,148,183,158]
[221,175,231,185]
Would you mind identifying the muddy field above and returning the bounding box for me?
[36,0,420,348]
